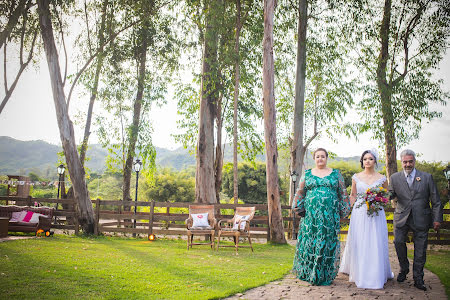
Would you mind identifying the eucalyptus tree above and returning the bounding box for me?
[175,0,264,203]
[194,0,221,203]
[94,0,179,205]
[0,0,38,114]
[231,0,262,204]
[275,0,358,209]
[37,0,96,233]
[76,0,111,166]
[263,0,286,244]
[341,0,449,178]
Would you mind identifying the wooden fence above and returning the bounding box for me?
[1,196,449,244]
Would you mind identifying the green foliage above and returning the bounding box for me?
[221,162,288,205]
[340,0,450,146]
[92,0,180,179]
[0,236,294,299]
[144,168,195,203]
[174,0,265,161]
[275,0,361,148]
[87,173,123,200]
[414,161,449,202]
[31,189,57,199]
[408,249,450,298]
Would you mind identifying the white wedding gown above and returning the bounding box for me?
[339,174,394,289]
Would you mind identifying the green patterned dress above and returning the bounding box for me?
[292,169,350,285]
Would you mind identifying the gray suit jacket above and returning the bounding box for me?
[389,169,443,230]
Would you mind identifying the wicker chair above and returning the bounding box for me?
[217,206,255,253]
[185,205,217,250]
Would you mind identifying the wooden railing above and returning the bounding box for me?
[1,196,449,244]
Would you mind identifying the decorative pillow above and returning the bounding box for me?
[233,214,250,230]
[191,213,210,227]
[22,211,34,222]
[10,211,26,222]
[28,212,45,224]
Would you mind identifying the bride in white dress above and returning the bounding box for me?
[339,149,394,289]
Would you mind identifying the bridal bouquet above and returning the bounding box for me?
[356,186,390,217]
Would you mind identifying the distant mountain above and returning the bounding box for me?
[0,136,198,177]
[0,136,361,178]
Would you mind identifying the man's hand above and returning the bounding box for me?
[391,199,397,209]
[433,222,441,231]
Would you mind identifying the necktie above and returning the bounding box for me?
[407,174,413,188]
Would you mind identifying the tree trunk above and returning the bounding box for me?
[263,0,286,244]
[289,0,307,208]
[376,0,398,179]
[214,94,223,202]
[37,0,95,234]
[79,0,108,166]
[233,0,242,205]
[195,0,218,204]
[122,28,148,207]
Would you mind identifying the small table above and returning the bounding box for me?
[0,217,8,237]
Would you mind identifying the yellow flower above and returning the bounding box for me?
[366,201,369,210]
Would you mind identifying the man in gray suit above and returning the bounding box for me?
[389,149,443,291]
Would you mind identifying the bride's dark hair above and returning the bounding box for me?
[360,150,377,169]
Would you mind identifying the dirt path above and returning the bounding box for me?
[225,241,447,300]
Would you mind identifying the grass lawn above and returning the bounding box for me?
[408,248,450,297]
[0,235,294,299]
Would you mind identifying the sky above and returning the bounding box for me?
[0,39,449,163]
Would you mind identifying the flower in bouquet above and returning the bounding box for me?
[355,186,390,217]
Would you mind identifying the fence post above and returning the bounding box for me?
[95,199,101,235]
[166,206,170,229]
[148,200,155,236]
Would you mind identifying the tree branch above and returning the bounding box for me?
[389,1,406,83]
[392,3,425,86]
[19,6,28,65]
[0,0,30,50]
[84,0,93,56]
[0,27,38,115]
[54,6,68,86]
[67,19,141,109]
[3,43,7,94]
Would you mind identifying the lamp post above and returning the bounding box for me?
[291,170,299,240]
[133,159,143,234]
[55,164,65,224]
[444,165,450,202]
[57,164,65,199]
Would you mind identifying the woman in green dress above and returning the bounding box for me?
[292,148,351,285]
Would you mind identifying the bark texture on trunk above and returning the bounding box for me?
[233,0,241,204]
[376,0,398,180]
[195,0,218,204]
[37,0,95,234]
[290,0,307,208]
[263,0,286,244]
[214,94,223,202]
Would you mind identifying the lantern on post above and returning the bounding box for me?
[133,159,143,235]
[57,164,65,199]
[55,164,65,224]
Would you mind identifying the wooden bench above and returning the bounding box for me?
[0,205,54,236]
